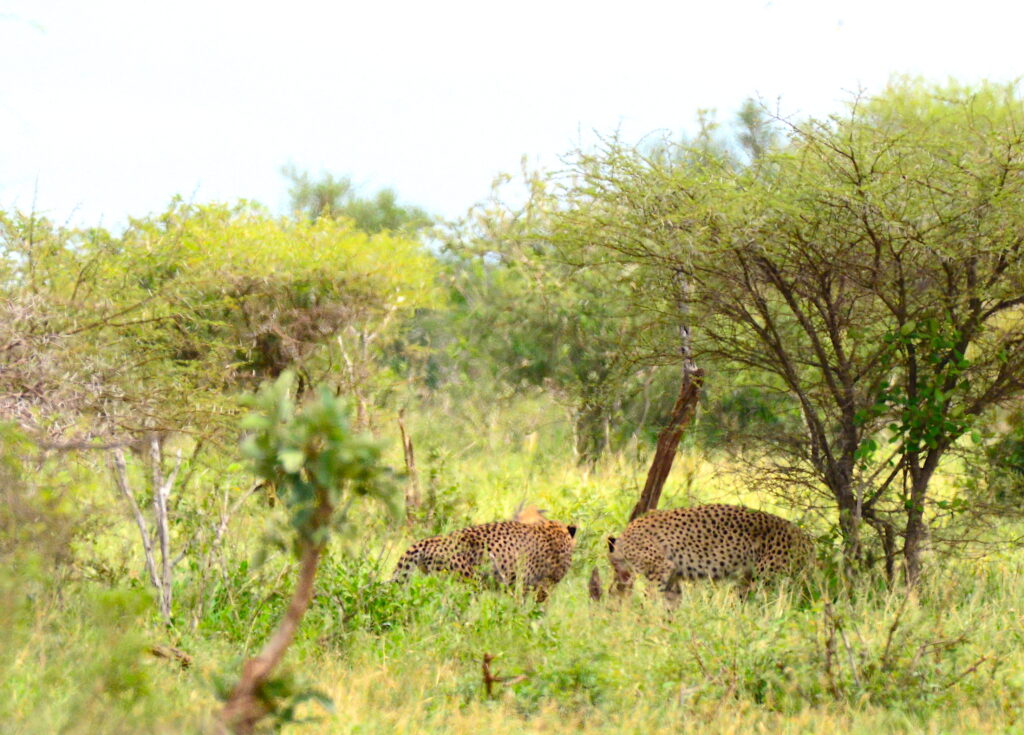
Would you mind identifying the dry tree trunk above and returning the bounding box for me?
[148,436,180,624]
[628,267,703,522]
[110,449,160,590]
[628,366,704,522]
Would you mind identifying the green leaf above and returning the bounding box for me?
[278,449,305,474]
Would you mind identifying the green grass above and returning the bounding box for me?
[12,561,1021,735]
[3,412,1024,734]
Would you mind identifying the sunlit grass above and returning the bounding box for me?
[3,400,1023,734]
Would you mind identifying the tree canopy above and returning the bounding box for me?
[545,78,1024,581]
[0,200,438,445]
[283,165,431,233]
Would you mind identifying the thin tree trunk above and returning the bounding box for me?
[903,506,925,585]
[397,409,420,511]
[879,519,896,585]
[109,449,160,596]
[149,436,181,625]
[629,267,702,522]
[110,441,181,626]
[903,471,932,586]
[218,539,324,734]
[628,366,704,522]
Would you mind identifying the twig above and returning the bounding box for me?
[481,653,528,698]
[824,602,861,690]
[149,645,193,670]
[822,607,840,698]
[188,482,262,632]
[36,436,143,452]
[397,408,420,511]
[688,637,708,678]
[910,635,968,671]
[109,449,161,596]
[880,593,911,670]
[943,656,991,690]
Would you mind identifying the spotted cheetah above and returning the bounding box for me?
[391,506,578,601]
[606,504,813,603]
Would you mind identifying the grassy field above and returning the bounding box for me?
[3,404,1024,735]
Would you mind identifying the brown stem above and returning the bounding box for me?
[218,539,324,734]
[482,653,497,699]
[628,367,704,522]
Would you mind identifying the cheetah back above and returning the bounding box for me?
[392,519,577,591]
[614,504,811,584]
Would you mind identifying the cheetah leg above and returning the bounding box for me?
[656,561,683,607]
[660,574,683,607]
[736,566,757,599]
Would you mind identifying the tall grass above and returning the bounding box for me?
[3,399,1023,733]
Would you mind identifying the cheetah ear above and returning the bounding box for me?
[514,504,548,524]
[607,536,617,553]
[566,524,577,538]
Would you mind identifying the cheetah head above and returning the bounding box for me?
[606,536,635,595]
[514,504,577,544]
[558,521,579,546]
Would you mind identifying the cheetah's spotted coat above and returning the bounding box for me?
[391,507,578,601]
[608,504,813,602]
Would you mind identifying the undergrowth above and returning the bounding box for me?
[3,417,1023,734]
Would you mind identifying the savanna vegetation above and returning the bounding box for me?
[3,78,1024,734]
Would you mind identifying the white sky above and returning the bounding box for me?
[1,0,1021,228]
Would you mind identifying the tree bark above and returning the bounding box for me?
[218,539,323,734]
[903,458,938,586]
[836,491,863,570]
[628,266,702,522]
[628,366,704,522]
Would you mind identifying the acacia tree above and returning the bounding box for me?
[547,105,778,510]
[546,136,732,508]
[441,169,677,463]
[121,201,438,430]
[706,81,1024,582]
[552,80,1024,583]
[0,201,436,621]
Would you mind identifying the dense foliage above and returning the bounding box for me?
[543,79,1024,580]
[3,79,1024,733]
